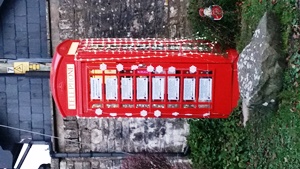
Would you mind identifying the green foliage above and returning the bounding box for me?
[187,0,300,168]
[237,0,299,52]
[188,0,241,48]
[188,109,249,169]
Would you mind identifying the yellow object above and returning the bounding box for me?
[13,62,29,74]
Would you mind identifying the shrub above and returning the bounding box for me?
[188,0,241,48]
[188,108,249,169]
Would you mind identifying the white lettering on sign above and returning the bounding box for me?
[199,78,212,101]
[121,78,133,100]
[183,78,195,101]
[67,64,76,109]
[168,78,180,100]
[137,78,148,100]
[90,78,102,100]
[152,77,165,100]
[7,67,14,73]
[105,78,118,100]
[68,42,80,55]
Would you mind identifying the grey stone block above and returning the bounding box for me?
[0,48,3,59]
[15,16,27,32]
[18,77,30,92]
[28,24,41,39]
[0,111,8,125]
[31,90,43,99]
[0,92,7,112]
[29,53,41,58]
[16,46,29,58]
[3,40,16,59]
[43,110,51,121]
[3,24,15,40]
[64,120,77,129]
[6,84,18,99]
[20,121,32,131]
[1,8,14,24]
[44,125,52,141]
[19,106,31,121]
[0,78,5,92]
[40,16,47,31]
[43,91,50,100]
[32,128,44,140]
[41,37,48,58]
[28,23,40,32]
[31,98,43,105]
[39,0,46,16]
[43,97,50,106]
[42,79,49,91]
[14,0,27,16]
[6,77,17,84]
[32,104,43,113]
[16,31,28,46]
[3,54,16,59]
[30,78,42,85]
[18,92,30,106]
[32,114,44,128]
[27,7,40,24]
[29,39,41,54]
[65,129,79,139]
[27,0,40,8]
[7,99,18,114]
[18,93,30,106]
[7,113,19,127]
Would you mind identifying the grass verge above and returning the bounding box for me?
[187,0,300,168]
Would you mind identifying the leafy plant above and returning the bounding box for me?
[188,0,241,48]
[188,109,249,169]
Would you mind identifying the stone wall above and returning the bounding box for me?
[63,117,189,153]
[52,0,191,50]
[50,0,192,168]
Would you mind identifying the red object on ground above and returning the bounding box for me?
[199,5,223,20]
[50,38,239,118]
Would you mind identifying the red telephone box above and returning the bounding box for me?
[50,38,239,118]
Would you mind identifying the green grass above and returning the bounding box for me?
[187,0,300,168]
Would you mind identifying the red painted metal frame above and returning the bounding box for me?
[50,38,239,118]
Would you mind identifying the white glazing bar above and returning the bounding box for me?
[199,78,212,102]
[152,77,165,100]
[183,78,195,101]
[137,78,148,100]
[105,77,118,100]
[168,77,180,100]
[90,78,102,100]
[121,78,133,100]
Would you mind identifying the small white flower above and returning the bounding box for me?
[203,112,210,117]
[156,66,163,73]
[110,113,117,117]
[147,65,154,72]
[131,65,138,70]
[270,99,275,103]
[140,110,147,117]
[100,63,107,70]
[189,65,197,73]
[116,64,124,71]
[262,102,268,106]
[172,112,179,116]
[95,109,102,115]
[154,110,161,117]
[125,113,132,116]
[168,66,176,73]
